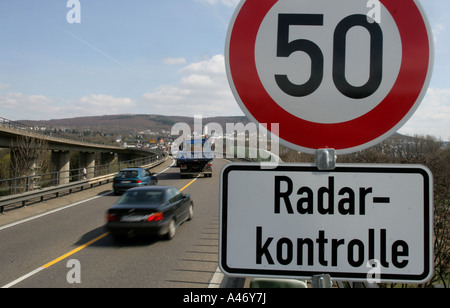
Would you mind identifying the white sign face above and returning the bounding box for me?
[226,0,434,154]
[219,164,433,283]
[255,0,402,124]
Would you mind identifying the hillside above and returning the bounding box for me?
[19,114,446,149]
[22,114,251,135]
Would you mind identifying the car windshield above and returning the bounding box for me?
[116,190,164,206]
[116,170,139,178]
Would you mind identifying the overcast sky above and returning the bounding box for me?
[0,0,448,141]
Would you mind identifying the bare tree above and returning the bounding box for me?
[10,135,49,193]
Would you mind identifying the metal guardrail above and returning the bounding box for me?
[1,152,165,195]
[0,156,166,213]
[0,117,30,131]
[0,116,129,152]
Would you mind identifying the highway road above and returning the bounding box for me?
[0,157,231,288]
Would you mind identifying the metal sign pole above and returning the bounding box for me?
[312,149,336,287]
[315,149,337,171]
[311,274,333,288]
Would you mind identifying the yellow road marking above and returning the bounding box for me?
[42,176,198,269]
[42,232,110,268]
[2,231,110,288]
[3,166,200,287]
[180,176,199,192]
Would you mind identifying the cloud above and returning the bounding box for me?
[195,0,240,7]
[1,92,53,109]
[162,57,187,65]
[142,86,191,102]
[180,54,225,75]
[70,94,136,116]
[0,92,138,120]
[398,88,450,140]
[432,23,446,43]
[180,74,213,87]
[0,92,58,120]
[141,55,242,117]
[0,83,11,90]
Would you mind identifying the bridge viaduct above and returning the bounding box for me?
[0,123,160,185]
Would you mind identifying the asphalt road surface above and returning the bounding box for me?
[0,157,234,288]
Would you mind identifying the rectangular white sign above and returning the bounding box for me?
[219,163,433,283]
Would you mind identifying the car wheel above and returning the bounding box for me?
[187,203,194,221]
[165,219,176,240]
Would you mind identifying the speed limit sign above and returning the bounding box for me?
[225,0,434,154]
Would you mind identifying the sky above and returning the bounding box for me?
[0,0,448,141]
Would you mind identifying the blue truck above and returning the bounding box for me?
[176,136,214,178]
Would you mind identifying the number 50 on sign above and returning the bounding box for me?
[226,0,433,154]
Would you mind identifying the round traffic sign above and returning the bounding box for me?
[225,0,434,154]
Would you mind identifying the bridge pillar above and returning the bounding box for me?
[100,152,115,165]
[118,153,133,162]
[118,152,139,168]
[51,150,70,185]
[100,152,116,174]
[79,152,95,179]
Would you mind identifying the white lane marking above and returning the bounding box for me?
[208,267,225,288]
[155,157,175,175]
[0,193,109,232]
[1,267,45,289]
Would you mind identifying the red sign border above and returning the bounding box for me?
[226,0,433,154]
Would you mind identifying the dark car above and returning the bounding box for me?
[113,167,158,195]
[105,186,193,240]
